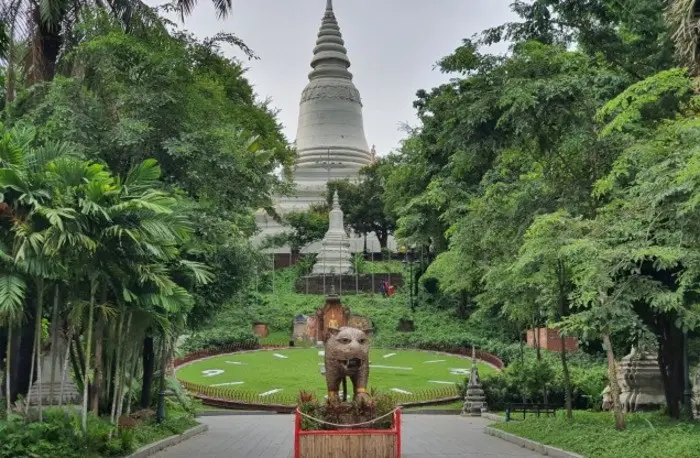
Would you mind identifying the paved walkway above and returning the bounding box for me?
[153,414,540,458]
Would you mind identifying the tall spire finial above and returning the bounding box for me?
[308,0,352,81]
[332,190,340,209]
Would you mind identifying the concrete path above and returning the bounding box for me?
[153,414,541,458]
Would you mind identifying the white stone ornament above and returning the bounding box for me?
[311,191,353,275]
[201,369,224,377]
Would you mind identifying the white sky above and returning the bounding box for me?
[151,0,516,155]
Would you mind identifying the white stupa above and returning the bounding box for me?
[311,191,353,275]
[253,0,395,254]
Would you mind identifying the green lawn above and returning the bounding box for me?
[493,410,700,458]
[177,348,495,402]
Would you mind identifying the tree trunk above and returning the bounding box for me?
[24,316,38,414]
[90,313,104,414]
[29,6,63,83]
[16,318,35,400]
[141,334,155,409]
[48,285,60,407]
[656,314,684,418]
[110,310,126,424]
[5,326,12,416]
[125,346,140,416]
[603,333,625,430]
[376,230,388,250]
[82,283,96,433]
[69,337,84,394]
[58,327,73,407]
[558,265,573,422]
[560,336,573,421]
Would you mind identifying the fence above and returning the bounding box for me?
[294,273,404,295]
[175,343,502,410]
[179,378,458,409]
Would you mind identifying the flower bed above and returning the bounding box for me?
[294,409,401,458]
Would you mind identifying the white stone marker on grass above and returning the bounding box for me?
[449,368,471,376]
[225,361,246,365]
[391,388,413,395]
[428,380,455,385]
[383,353,397,358]
[423,360,446,364]
[259,389,283,397]
[318,351,325,356]
[211,382,245,387]
[273,353,288,359]
[369,365,413,371]
[201,369,224,377]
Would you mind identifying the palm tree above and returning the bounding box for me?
[1,0,233,83]
[667,0,700,73]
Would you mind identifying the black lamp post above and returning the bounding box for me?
[402,248,418,312]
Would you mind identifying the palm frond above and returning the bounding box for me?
[0,274,26,324]
[179,259,214,284]
[123,158,161,194]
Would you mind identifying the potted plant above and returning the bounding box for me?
[294,391,401,458]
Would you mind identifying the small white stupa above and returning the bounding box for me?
[311,191,353,275]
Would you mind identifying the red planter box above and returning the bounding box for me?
[294,409,401,458]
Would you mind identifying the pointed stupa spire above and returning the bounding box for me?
[309,0,352,80]
[332,190,340,209]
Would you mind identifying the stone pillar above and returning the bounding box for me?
[461,364,487,416]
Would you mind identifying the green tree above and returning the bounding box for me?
[327,159,396,250]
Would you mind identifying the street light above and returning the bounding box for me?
[402,248,419,312]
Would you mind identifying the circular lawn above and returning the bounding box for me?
[176,348,497,404]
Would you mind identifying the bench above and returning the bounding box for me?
[505,403,558,421]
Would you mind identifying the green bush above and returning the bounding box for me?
[0,405,199,457]
[182,329,258,353]
[480,354,607,411]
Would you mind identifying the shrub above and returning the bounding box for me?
[182,329,257,353]
[480,355,607,411]
[297,390,397,431]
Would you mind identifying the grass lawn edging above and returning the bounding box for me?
[484,426,584,458]
[127,424,208,458]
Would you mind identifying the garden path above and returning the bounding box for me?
[153,414,540,457]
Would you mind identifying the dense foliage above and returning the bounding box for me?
[0,7,290,439]
[382,0,700,424]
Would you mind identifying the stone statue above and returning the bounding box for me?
[324,326,372,404]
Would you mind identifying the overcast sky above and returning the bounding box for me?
[155,0,516,155]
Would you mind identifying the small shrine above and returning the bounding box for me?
[462,347,487,416]
[602,347,666,412]
[311,191,353,276]
[315,286,350,343]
